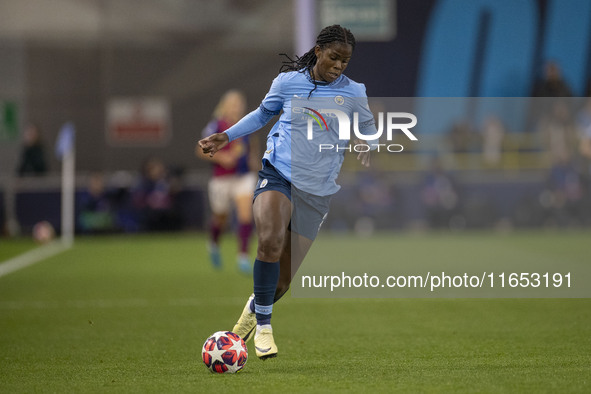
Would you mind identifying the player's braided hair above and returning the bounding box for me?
[280,25,356,97]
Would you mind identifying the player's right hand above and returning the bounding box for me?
[198,132,230,157]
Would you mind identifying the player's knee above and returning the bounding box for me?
[257,232,284,262]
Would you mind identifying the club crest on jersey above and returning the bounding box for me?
[334,95,345,105]
[259,179,268,188]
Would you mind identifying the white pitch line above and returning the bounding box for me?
[0,240,71,279]
[0,297,248,310]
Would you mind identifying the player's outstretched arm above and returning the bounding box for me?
[198,132,229,157]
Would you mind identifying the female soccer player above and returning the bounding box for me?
[199,25,376,360]
[196,90,257,273]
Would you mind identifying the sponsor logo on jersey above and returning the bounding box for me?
[303,107,328,131]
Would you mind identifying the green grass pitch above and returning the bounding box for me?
[0,231,589,393]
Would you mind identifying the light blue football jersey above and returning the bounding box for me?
[225,70,377,196]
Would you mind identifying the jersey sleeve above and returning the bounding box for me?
[354,84,380,149]
[260,74,284,115]
[224,75,284,142]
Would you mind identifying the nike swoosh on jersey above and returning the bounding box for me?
[265,149,273,154]
[256,346,271,353]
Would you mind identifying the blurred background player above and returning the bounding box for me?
[17,123,48,177]
[77,172,116,233]
[196,90,257,273]
[131,156,182,232]
[199,25,375,360]
[532,60,573,97]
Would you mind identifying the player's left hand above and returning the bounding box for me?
[355,139,370,167]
